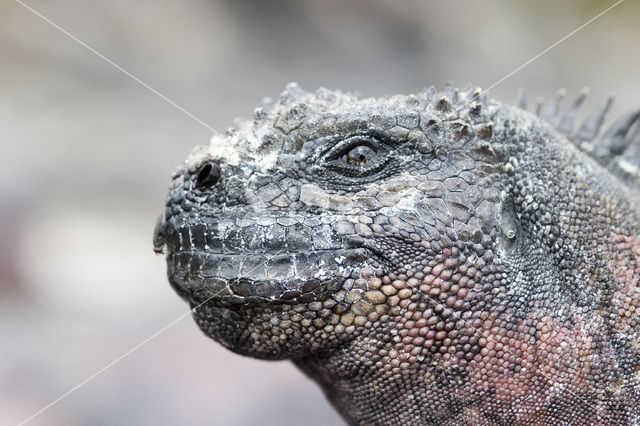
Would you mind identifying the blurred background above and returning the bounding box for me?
[1,0,639,424]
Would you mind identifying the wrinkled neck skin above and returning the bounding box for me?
[292,132,640,425]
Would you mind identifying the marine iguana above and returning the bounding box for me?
[154,83,640,425]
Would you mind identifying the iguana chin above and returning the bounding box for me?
[154,83,640,425]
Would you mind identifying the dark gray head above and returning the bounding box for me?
[156,83,509,356]
[155,83,640,424]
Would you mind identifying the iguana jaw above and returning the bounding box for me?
[166,248,372,304]
[159,212,391,359]
[162,214,381,305]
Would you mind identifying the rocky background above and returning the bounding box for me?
[1,0,639,424]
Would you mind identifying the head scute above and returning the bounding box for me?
[435,96,452,112]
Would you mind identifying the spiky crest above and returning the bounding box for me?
[517,88,640,187]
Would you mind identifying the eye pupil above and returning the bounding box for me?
[346,145,375,166]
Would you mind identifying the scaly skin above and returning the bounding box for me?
[155,84,640,425]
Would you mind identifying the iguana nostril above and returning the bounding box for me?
[196,162,221,188]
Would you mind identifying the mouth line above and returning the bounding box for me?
[161,217,352,256]
[167,247,375,303]
[168,247,346,256]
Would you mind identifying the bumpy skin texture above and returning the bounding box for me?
[155,84,640,425]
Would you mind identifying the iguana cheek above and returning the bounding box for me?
[298,183,355,211]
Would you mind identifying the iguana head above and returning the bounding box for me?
[155,83,511,358]
[156,83,640,423]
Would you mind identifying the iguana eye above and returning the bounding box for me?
[316,134,395,182]
[345,144,376,166]
[321,136,381,165]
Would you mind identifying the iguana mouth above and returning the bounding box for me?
[167,248,371,303]
[163,219,375,303]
